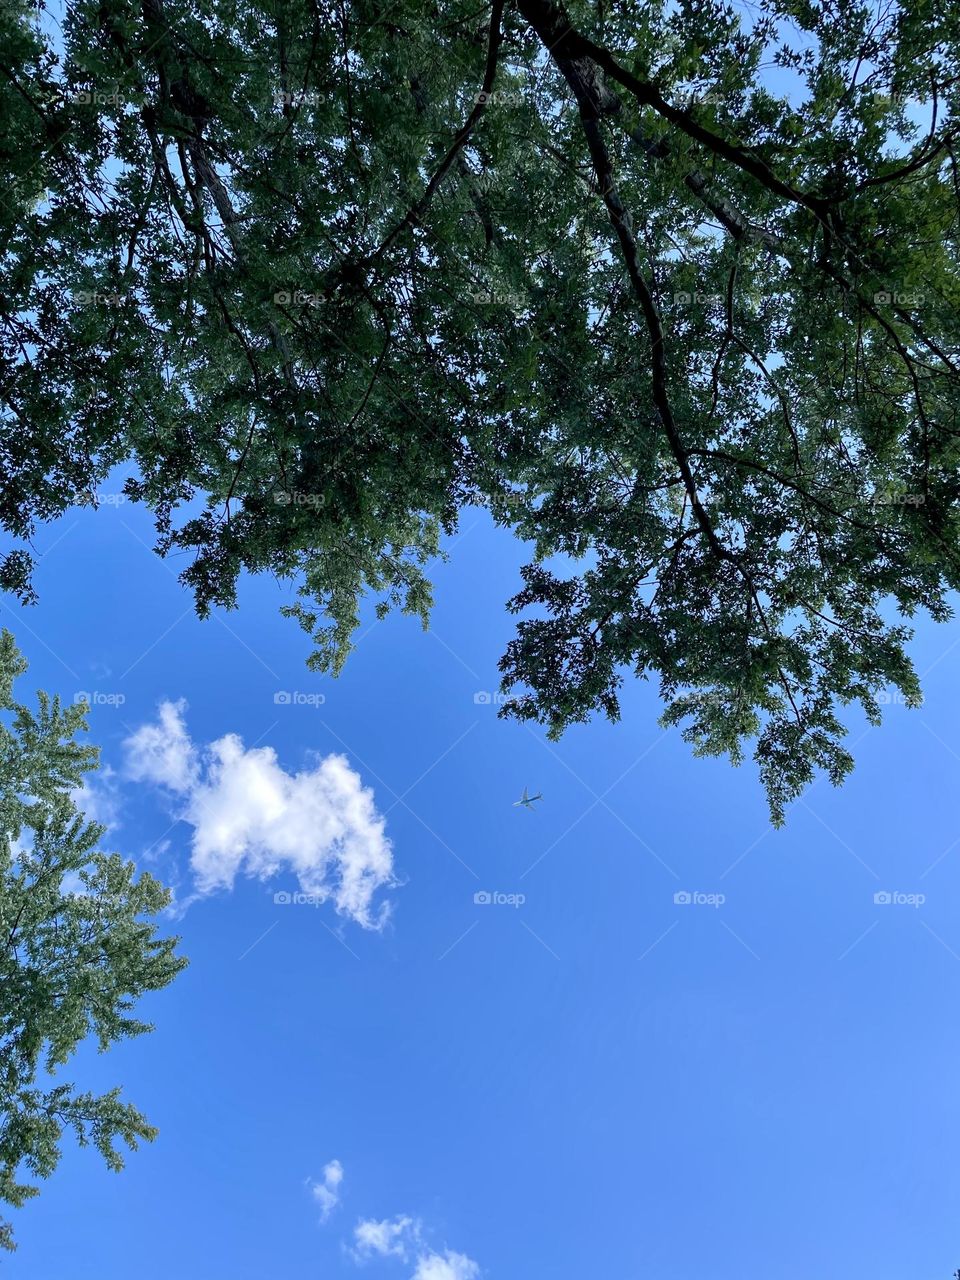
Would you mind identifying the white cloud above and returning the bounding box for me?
[311,1159,344,1222]
[353,1215,418,1260]
[125,699,198,792]
[413,1252,480,1280]
[59,868,87,897]
[142,836,171,864]
[71,764,121,831]
[123,702,395,928]
[350,1215,479,1279]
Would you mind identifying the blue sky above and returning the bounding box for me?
[5,485,960,1279]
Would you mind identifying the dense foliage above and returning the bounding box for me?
[0,631,185,1249]
[2,0,959,817]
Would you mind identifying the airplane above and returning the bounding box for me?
[513,787,543,810]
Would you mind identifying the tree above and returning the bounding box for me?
[0,630,186,1250]
[1,0,959,819]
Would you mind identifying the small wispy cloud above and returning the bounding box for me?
[353,1214,418,1260]
[411,1251,480,1280]
[351,1214,479,1279]
[71,764,121,831]
[310,1159,344,1222]
[124,701,396,927]
[125,699,198,793]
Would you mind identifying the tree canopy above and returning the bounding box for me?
[0,631,185,1250]
[2,0,960,818]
